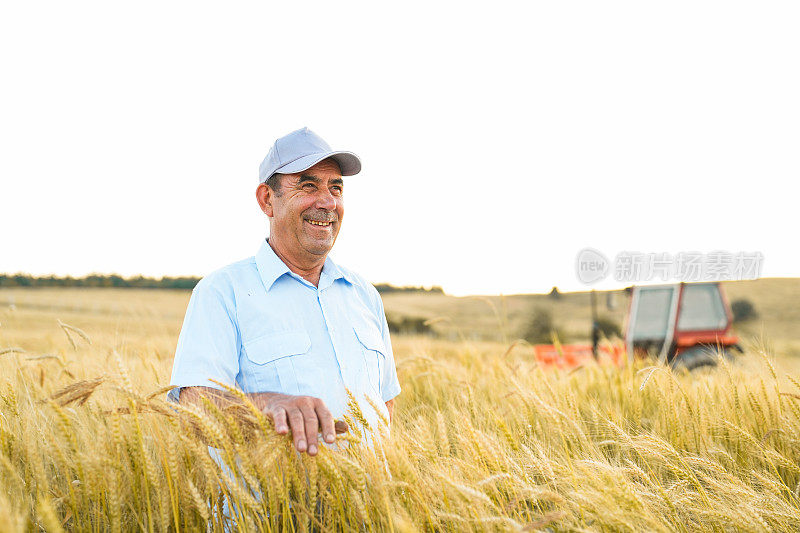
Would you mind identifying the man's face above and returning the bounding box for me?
[267,159,344,258]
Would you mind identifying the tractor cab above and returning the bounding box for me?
[625,282,741,369]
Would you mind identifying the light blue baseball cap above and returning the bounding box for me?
[258,127,362,184]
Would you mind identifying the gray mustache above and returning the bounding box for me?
[303,211,337,223]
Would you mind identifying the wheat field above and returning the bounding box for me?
[1,288,800,531]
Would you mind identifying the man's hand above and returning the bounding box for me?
[259,392,338,456]
[179,387,347,455]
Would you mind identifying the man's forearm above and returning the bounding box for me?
[181,387,394,426]
[180,386,392,455]
[177,386,341,455]
[178,385,277,412]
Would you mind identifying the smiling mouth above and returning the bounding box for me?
[305,219,334,227]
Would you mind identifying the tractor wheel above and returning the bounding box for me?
[671,346,731,371]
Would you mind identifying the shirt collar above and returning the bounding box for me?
[255,239,355,291]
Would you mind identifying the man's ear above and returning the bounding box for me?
[256,183,274,217]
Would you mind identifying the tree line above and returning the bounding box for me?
[0,274,200,289]
[0,273,445,294]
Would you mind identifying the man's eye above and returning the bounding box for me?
[332,186,343,194]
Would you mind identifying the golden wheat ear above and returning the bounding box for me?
[207,378,276,439]
[57,319,92,349]
[45,377,104,406]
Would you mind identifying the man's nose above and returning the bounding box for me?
[314,188,337,210]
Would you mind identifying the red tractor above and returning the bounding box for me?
[625,282,742,369]
[532,282,741,370]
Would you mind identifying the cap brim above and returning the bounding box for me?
[276,151,361,177]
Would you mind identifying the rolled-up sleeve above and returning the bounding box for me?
[168,278,241,403]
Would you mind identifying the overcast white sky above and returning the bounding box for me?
[1,1,798,296]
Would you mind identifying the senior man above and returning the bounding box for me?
[168,127,401,456]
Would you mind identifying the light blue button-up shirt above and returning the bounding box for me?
[169,238,401,434]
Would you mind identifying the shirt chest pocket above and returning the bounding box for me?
[353,325,386,398]
[241,330,311,394]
